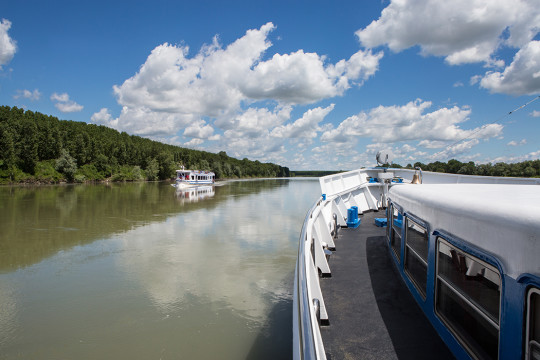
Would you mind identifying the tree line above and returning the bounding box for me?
[0,106,290,184]
[290,170,343,177]
[295,159,540,178]
[390,159,540,178]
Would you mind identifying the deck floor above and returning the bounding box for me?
[320,210,455,360]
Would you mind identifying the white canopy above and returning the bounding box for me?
[388,184,540,279]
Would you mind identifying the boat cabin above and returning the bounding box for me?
[387,184,540,360]
[175,169,215,185]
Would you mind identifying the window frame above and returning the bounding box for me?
[388,203,403,262]
[435,236,502,360]
[526,287,540,360]
[404,216,429,299]
[386,204,392,242]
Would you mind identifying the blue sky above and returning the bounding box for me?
[1,0,539,170]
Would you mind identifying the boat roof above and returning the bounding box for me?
[176,169,215,175]
[388,184,540,279]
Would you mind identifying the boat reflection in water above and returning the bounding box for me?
[174,185,215,204]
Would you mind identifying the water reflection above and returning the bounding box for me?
[119,186,296,317]
[174,184,215,203]
[0,178,319,359]
[0,279,17,349]
[0,180,290,272]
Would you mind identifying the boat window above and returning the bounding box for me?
[526,287,540,360]
[435,238,501,360]
[404,218,428,298]
[390,205,402,262]
[386,205,391,241]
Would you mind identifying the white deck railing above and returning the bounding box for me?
[293,168,539,360]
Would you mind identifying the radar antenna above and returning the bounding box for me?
[376,150,393,166]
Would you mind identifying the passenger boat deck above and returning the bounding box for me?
[320,210,455,360]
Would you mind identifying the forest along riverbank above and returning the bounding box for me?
[0,106,289,185]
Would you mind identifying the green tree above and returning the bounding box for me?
[95,154,111,177]
[145,158,159,181]
[199,159,210,171]
[234,165,243,178]
[446,159,463,174]
[157,152,175,180]
[18,118,39,174]
[55,149,77,181]
[524,166,536,177]
[73,133,88,165]
[492,162,510,177]
[0,122,15,169]
[457,161,476,175]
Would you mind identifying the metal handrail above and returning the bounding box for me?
[294,198,323,360]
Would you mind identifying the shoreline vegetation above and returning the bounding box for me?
[292,157,540,179]
[1,106,538,185]
[0,106,289,185]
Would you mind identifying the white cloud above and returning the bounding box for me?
[55,102,84,113]
[107,23,382,138]
[532,110,540,117]
[487,149,540,163]
[14,89,41,101]
[469,75,482,85]
[51,93,69,102]
[418,140,449,149]
[214,121,289,162]
[0,19,16,68]
[429,139,480,161]
[320,99,503,144]
[91,106,196,137]
[356,0,539,66]
[242,48,382,103]
[91,108,116,127]
[271,104,334,139]
[184,138,204,148]
[308,141,369,170]
[217,106,291,137]
[183,120,215,139]
[126,106,193,136]
[356,0,540,95]
[479,40,540,95]
[401,143,416,153]
[507,139,527,146]
[50,92,83,112]
[364,143,418,165]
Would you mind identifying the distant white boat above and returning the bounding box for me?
[174,168,215,188]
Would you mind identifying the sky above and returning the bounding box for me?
[1,0,539,170]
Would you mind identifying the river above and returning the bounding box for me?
[0,178,320,359]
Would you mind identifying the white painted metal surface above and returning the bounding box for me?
[388,184,540,279]
[175,169,215,186]
[295,167,540,360]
